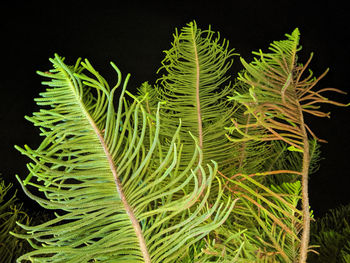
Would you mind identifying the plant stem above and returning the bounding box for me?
[298,105,310,263]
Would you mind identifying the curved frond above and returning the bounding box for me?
[13,55,235,262]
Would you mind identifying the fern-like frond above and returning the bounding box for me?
[227,28,348,149]
[151,21,238,181]
[225,28,348,262]
[12,55,235,262]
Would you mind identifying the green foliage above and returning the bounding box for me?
[0,177,30,263]
[12,21,347,262]
[309,204,350,263]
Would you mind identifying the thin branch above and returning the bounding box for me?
[302,108,330,118]
[304,123,328,143]
[294,53,314,85]
[297,69,329,99]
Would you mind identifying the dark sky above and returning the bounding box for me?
[1,1,349,218]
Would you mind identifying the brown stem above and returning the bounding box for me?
[297,103,310,263]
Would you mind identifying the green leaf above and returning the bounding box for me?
[287,145,304,153]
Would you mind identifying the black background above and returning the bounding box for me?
[1,1,349,218]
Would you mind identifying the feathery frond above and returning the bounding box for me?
[13,55,235,262]
[227,29,348,149]
[226,28,348,262]
[151,21,238,181]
